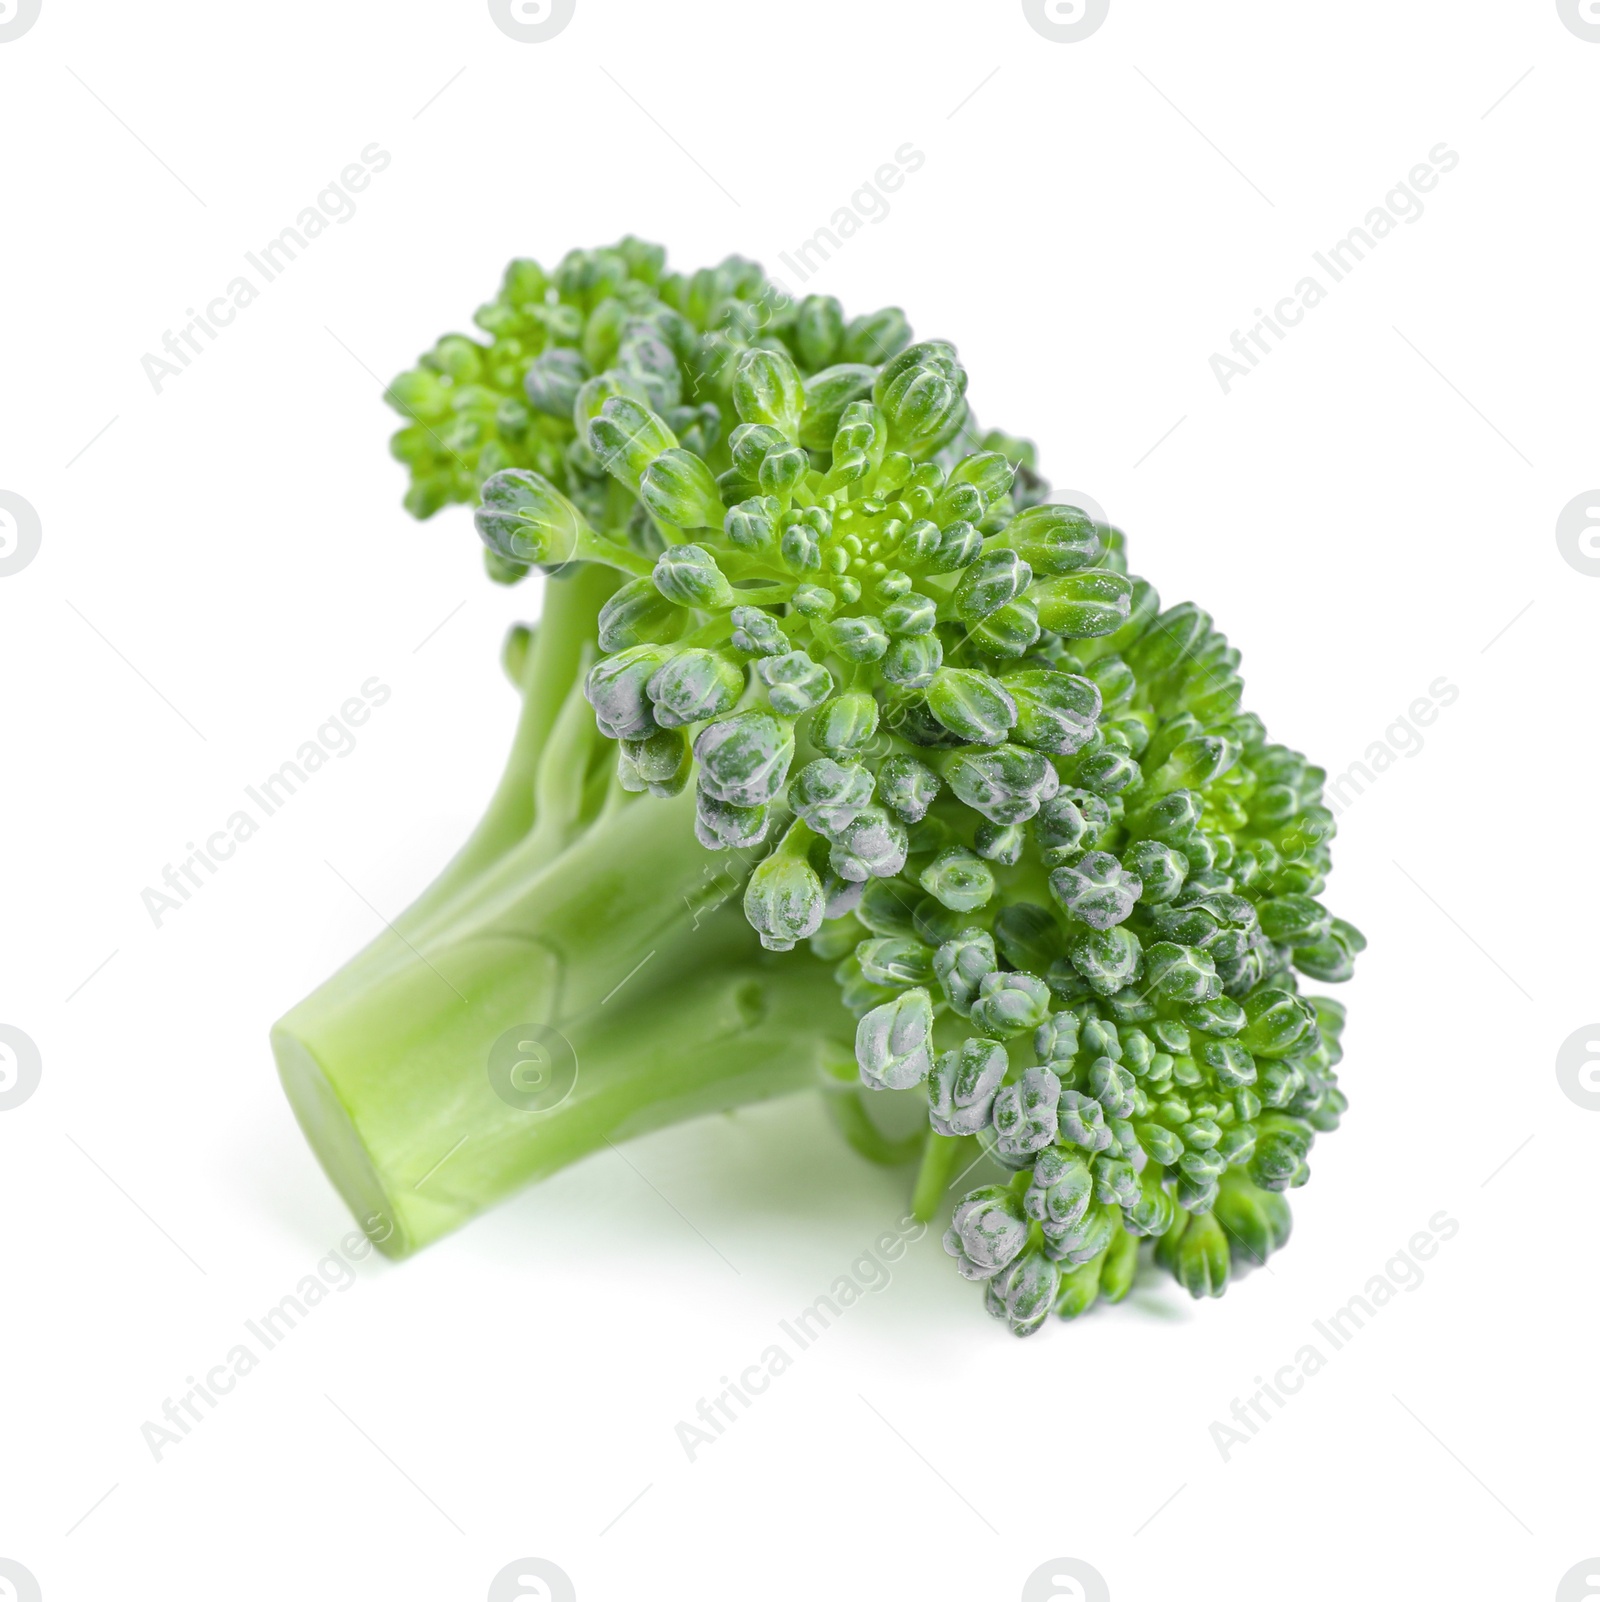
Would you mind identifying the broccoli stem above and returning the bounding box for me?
[272,576,852,1258]
[911,1131,972,1224]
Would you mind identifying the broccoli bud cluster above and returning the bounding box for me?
[437,240,1365,1335]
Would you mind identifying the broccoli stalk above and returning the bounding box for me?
[272,561,851,1258]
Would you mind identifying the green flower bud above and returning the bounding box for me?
[622,726,690,794]
[944,1185,1028,1280]
[1249,1115,1313,1192]
[794,294,845,368]
[756,650,834,716]
[992,1064,1062,1157]
[882,634,943,687]
[857,936,935,989]
[743,849,826,952]
[1005,504,1101,575]
[788,759,874,835]
[653,544,734,610]
[1159,1210,1230,1298]
[1146,735,1239,797]
[866,760,935,830]
[1069,925,1143,996]
[734,345,806,440]
[723,495,780,553]
[829,805,909,882]
[1258,894,1332,945]
[968,597,1042,659]
[1032,568,1134,636]
[970,821,1022,866]
[1072,746,1144,797]
[954,549,1032,624]
[761,443,810,498]
[693,789,770,851]
[1088,1059,1138,1118]
[925,670,1015,747]
[1129,788,1203,844]
[842,306,912,365]
[972,972,1053,1040]
[1293,917,1365,982]
[944,743,1059,824]
[1025,1148,1093,1229]
[1142,942,1222,1005]
[584,644,670,740]
[947,450,1016,507]
[646,649,743,728]
[639,448,724,530]
[475,470,586,566]
[1093,1155,1140,1210]
[855,986,935,1091]
[798,364,876,450]
[924,520,985,573]
[815,614,890,662]
[589,395,677,490]
[933,928,997,1016]
[1034,1012,1081,1067]
[928,1037,1009,1137]
[882,591,938,636]
[729,604,788,656]
[729,423,787,478]
[522,347,589,417]
[1240,988,1318,1058]
[1004,670,1100,755]
[694,712,795,807]
[1213,1172,1292,1265]
[1184,995,1246,1036]
[852,877,919,938]
[874,341,969,458]
[917,846,995,912]
[932,480,985,526]
[1123,839,1189,903]
[992,903,1062,972]
[985,1248,1059,1336]
[1043,1200,1116,1265]
[791,583,837,619]
[811,692,879,756]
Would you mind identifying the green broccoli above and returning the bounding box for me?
[273,238,1362,1335]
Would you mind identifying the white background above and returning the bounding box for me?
[2,2,1596,1598]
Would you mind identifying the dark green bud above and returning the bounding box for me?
[842,306,913,365]
[1032,568,1134,637]
[882,634,943,687]
[733,345,805,440]
[788,758,874,835]
[928,1037,1009,1137]
[585,644,670,740]
[1293,917,1366,983]
[729,604,788,656]
[1259,895,1333,945]
[756,650,833,715]
[1240,988,1317,1058]
[811,692,879,756]
[1142,942,1222,1005]
[1032,789,1103,861]
[744,848,826,952]
[925,520,985,573]
[1025,1148,1094,1229]
[589,395,676,490]
[1058,1090,1112,1153]
[1130,788,1203,844]
[622,726,689,794]
[947,450,1016,507]
[876,755,941,823]
[1034,1012,1081,1067]
[1069,925,1144,996]
[954,549,1032,624]
[1183,995,1246,1036]
[723,495,780,553]
[1043,1202,1116,1266]
[1248,1116,1313,1191]
[918,846,996,912]
[1006,504,1101,575]
[1073,746,1144,797]
[1213,1173,1292,1265]
[798,363,876,451]
[1146,735,1239,797]
[855,877,921,938]
[855,987,935,1091]
[974,820,1027,865]
[933,928,997,1016]
[522,348,589,417]
[646,649,743,728]
[694,712,795,807]
[926,668,1016,744]
[693,789,770,851]
[1050,850,1143,929]
[857,936,935,989]
[993,903,1062,972]
[992,1065,1062,1157]
[794,294,845,368]
[639,448,724,530]
[829,805,909,882]
[1004,670,1100,755]
[1124,840,1189,903]
[815,614,890,662]
[874,340,968,458]
[985,1248,1059,1336]
[475,470,586,567]
[1159,1211,1230,1298]
[973,973,1053,1040]
[969,597,1041,659]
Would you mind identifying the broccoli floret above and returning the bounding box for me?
[275,239,1362,1334]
